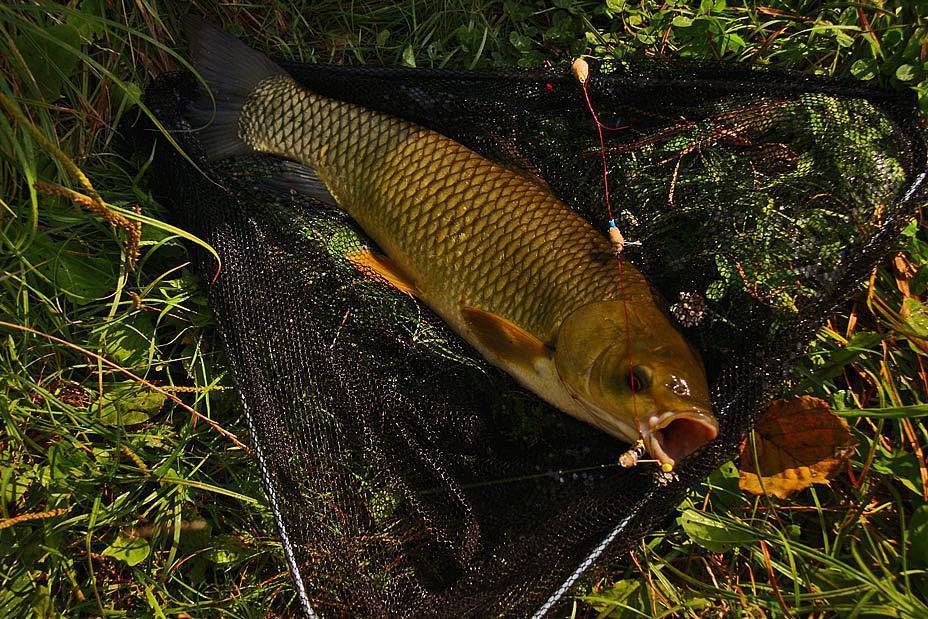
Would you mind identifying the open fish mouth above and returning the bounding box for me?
[645,410,719,468]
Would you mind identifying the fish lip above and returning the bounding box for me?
[645,409,719,468]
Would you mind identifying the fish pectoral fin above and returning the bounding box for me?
[346,248,418,296]
[461,306,550,369]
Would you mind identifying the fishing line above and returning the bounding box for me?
[418,460,653,495]
[573,59,648,457]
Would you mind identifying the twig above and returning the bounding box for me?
[759,539,791,616]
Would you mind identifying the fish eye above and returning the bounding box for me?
[627,365,652,392]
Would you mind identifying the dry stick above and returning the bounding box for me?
[0,320,250,453]
[758,539,791,616]
[857,7,881,55]
[754,24,791,61]
[596,99,790,158]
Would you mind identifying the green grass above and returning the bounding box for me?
[0,0,926,616]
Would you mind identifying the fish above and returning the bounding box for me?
[184,19,719,468]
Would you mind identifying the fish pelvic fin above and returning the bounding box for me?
[263,161,338,206]
[346,249,418,296]
[185,16,285,160]
[461,306,550,369]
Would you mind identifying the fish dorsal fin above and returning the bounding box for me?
[346,248,418,296]
[461,306,550,368]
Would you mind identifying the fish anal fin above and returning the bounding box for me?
[347,248,418,296]
[461,306,549,368]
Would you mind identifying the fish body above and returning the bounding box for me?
[186,20,718,466]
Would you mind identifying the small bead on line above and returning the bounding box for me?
[608,219,641,256]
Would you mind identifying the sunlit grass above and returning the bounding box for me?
[0,0,926,616]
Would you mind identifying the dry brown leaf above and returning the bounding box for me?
[892,252,918,298]
[739,396,857,499]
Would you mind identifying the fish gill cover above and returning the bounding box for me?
[134,38,927,617]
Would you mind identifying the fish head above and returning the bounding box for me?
[553,300,717,468]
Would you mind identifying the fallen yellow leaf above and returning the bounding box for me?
[739,396,857,499]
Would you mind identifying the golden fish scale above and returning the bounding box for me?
[240,76,651,340]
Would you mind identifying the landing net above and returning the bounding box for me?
[137,60,927,617]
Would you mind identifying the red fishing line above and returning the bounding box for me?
[580,79,616,222]
[578,70,643,442]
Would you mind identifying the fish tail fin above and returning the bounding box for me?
[185,16,285,160]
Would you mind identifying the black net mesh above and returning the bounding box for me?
[134,60,927,617]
